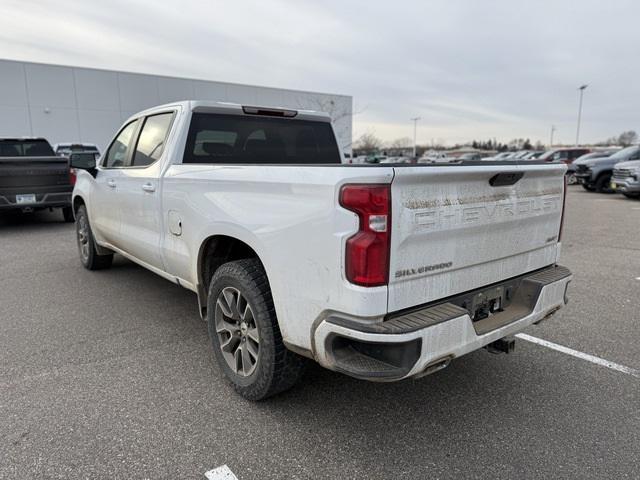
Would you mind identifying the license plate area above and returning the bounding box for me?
[16,194,36,204]
[466,286,511,322]
[454,284,517,323]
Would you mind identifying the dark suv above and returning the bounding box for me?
[575,146,640,193]
[538,147,591,165]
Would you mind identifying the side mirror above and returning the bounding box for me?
[70,153,97,170]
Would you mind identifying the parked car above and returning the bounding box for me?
[457,152,482,161]
[511,150,533,159]
[482,152,513,161]
[611,159,640,199]
[364,155,387,164]
[72,101,572,400]
[379,156,398,163]
[380,156,412,164]
[538,147,591,165]
[567,151,617,184]
[418,151,450,163]
[574,146,640,193]
[521,151,545,160]
[0,137,75,221]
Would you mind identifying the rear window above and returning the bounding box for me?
[183,113,341,165]
[70,152,97,169]
[0,139,54,157]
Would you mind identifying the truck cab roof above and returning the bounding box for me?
[128,100,332,124]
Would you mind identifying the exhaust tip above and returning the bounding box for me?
[417,355,453,378]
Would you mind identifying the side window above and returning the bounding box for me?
[103,120,139,168]
[630,149,640,161]
[132,113,174,167]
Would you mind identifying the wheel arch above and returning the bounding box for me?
[72,195,86,213]
[196,234,267,319]
[595,168,613,180]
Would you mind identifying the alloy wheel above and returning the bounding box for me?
[215,286,260,377]
[76,214,90,262]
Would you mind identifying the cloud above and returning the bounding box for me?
[1,0,639,145]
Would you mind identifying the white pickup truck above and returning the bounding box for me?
[72,101,572,400]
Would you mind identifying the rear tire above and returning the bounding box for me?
[62,206,74,223]
[623,192,640,199]
[207,258,306,400]
[595,173,613,193]
[566,173,577,185]
[75,205,113,270]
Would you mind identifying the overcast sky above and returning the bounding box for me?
[2,0,639,146]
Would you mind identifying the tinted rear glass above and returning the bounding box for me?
[0,139,54,157]
[70,152,97,169]
[183,113,341,165]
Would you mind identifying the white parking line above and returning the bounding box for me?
[205,465,239,480]
[515,333,640,379]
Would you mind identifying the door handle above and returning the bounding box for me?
[141,182,156,193]
[107,179,116,188]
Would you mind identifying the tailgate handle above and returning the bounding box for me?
[489,172,524,187]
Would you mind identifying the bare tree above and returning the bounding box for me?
[355,132,383,154]
[295,95,360,152]
[388,137,413,149]
[618,130,638,147]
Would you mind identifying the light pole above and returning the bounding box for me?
[575,84,588,146]
[410,117,421,157]
[550,125,556,148]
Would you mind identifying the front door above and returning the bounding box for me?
[90,119,140,246]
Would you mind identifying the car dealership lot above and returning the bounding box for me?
[1,187,639,479]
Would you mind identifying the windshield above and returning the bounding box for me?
[0,139,55,157]
[537,150,555,161]
[609,146,639,160]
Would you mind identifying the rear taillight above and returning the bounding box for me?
[558,175,567,241]
[69,168,77,186]
[339,184,391,287]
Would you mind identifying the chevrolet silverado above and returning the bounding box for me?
[72,101,572,400]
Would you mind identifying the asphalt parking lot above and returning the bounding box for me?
[1,186,639,479]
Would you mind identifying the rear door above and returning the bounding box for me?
[388,163,565,312]
[116,111,175,269]
[91,119,140,246]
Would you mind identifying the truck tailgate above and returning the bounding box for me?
[0,156,70,189]
[388,163,565,312]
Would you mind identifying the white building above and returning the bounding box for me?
[0,58,352,154]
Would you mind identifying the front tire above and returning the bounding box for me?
[75,205,113,270]
[623,192,640,199]
[581,183,595,192]
[207,258,306,400]
[595,173,614,193]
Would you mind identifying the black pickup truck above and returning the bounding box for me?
[0,138,74,221]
